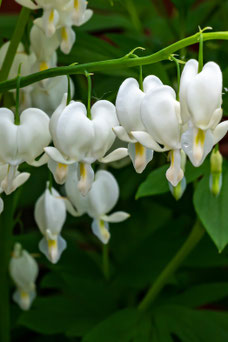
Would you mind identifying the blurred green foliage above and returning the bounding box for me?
[1,0,228,341]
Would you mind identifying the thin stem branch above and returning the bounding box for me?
[138,221,205,312]
[67,75,71,105]
[0,7,30,82]
[170,56,181,100]
[102,244,110,281]
[0,31,228,93]
[85,71,92,119]
[198,31,204,73]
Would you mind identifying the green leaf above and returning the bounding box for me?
[154,305,228,342]
[136,160,209,199]
[18,296,78,334]
[193,163,228,252]
[82,308,140,342]
[167,282,228,308]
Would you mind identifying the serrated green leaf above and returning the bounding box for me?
[167,282,228,308]
[82,308,140,342]
[154,305,228,342]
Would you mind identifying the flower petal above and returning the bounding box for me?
[44,146,75,164]
[181,126,214,167]
[77,162,94,196]
[28,153,49,167]
[186,61,222,129]
[39,235,67,264]
[141,86,181,149]
[128,142,153,173]
[100,148,128,163]
[143,75,163,93]
[179,59,198,124]
[65,164,89,215]
[166,149,184,187]
[91,100,118,159]
[116,78,145,133]
[91,219,110,244]
[112,126,135,143]
[213,121,228,145]
[131,131,169,152]
[60,27,76,54]
[18,108,51,164]
[87,170,119,218]
[15,0,39,9]
[101,211,130,222]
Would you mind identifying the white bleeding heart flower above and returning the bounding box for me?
[45,94,119,195]
[17,0,92,54]
[65,168,130,244]
[72,0,93,27]
[34,184,67,264]
[30,25,59,73]
[113,76,166,173]
[9,243,38,311]
[0,41,35,80]
[0,163,30,196]
[0,107,51,194]
[31,76,74,116]
[180,59,228,167]
[0,41,35,111]
[131,86,183,186]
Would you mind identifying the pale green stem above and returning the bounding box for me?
[138,221,205,312]
[15,73,21,125]
[170,56,180,100]
[0,31,228,92]
[0,7,30,82]
[67,75,71,105]
[198,32,204,73]
[139,65,143,91]
[85,71,92,119]
[102,244,110,281]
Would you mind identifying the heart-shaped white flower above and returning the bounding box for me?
[45,94,118,195]
[0,108,51,194]
[65,168,130,244]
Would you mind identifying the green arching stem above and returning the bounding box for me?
[0,7,31,82]
[67,75,71,105]
[1,31,228,92]
[138,221,205,312]
[85,71,92,119]
[102,244,110,281]
[198,31,204,73]
[170,56,181,100]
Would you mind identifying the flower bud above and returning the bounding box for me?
[209,148,223,196]
[9,243,38,310]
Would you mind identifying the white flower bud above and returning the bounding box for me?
[9,243,38,311]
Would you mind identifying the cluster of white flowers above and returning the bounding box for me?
[113,60,228,190]
[15,0,93,54]
[0,0,93,116]
[4,3,227,309]
[6,58,228,310]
